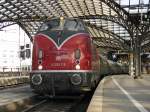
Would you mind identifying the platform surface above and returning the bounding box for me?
[87,74,150,112]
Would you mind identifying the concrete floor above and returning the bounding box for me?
[87,74,150,112]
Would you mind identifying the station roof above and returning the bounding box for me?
[0,0,150,52]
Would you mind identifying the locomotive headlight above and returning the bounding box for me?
[38,65,43,70]
[31,74,42,85]
[75,64,80,70]
[70,74,82,85]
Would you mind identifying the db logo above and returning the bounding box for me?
[56,56,61,61]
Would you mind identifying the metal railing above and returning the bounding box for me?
[0,67,30,77]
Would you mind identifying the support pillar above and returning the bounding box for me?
[129,53,134,77]
[134,35,141,78]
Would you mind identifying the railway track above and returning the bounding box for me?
[22,92,93,112]
[0,83,28,90]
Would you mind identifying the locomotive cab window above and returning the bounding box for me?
[39,19,60,31]
[47,19,60,30]
[39,23,48,31]
[39,18,85,32]
[64,19,85,31]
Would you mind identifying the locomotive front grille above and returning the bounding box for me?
[30,72,93,94]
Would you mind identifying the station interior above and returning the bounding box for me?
[0,0,150,112]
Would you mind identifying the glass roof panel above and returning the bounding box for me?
[0,0,149,50]
[118,0,150,14]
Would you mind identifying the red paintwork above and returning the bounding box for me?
[32,33,94,70]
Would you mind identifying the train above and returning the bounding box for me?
[30,17,128,96]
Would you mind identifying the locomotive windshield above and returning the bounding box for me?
[39,19,60,31]
[64,19,85,31]
[39,18,85,32]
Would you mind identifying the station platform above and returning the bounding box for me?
[0,85,34,112]
[87,74,150,112]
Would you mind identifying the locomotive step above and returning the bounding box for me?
[87,74,150,112]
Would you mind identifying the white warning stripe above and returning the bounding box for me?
[31,70,93,73]
[112,77,149,112]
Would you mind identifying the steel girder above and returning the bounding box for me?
[93,37,122,49]
[85,22,130,49]
[79,14,133,41]
[79,15,129,31]
[0,22,16,30]
[17,22,33,41]
[101,0,130,21]
[141,31,150,51]
[0,0,139,50]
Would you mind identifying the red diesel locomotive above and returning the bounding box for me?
[30,17,101,95]
[30,17,128,95]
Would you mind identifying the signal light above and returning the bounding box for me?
[19,44,31,59]
[75,64,80,70]
[26,49,31,58]
[38,65,43,70]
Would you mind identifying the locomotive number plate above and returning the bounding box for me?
[50,63,66,67]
